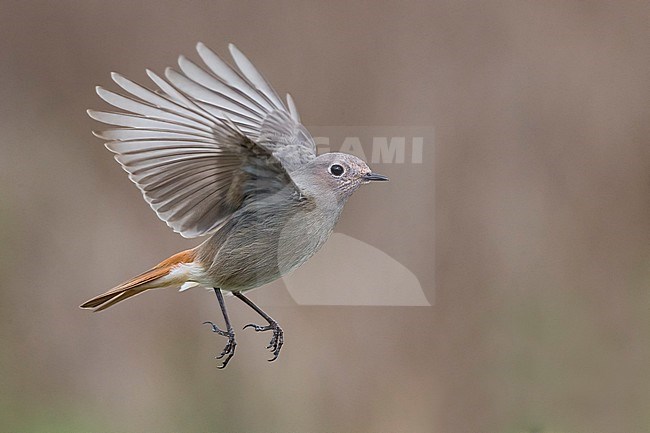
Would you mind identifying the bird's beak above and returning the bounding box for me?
[362,172,389,182]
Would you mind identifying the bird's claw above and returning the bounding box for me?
[203,321,236,368]
[243,321,284,362]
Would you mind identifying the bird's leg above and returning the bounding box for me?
[203,288,236,369]
[234,292,284,362]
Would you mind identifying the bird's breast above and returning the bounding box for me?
[200,200,341,291]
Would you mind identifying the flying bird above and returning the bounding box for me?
[81,43,388,368]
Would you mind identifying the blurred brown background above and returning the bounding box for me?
[1,1,649,432]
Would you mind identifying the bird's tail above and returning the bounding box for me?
[80,249,198,312]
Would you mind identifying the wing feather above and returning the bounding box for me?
[228,43,287,112]
[89,43,315,238]
[177,56,268,118]
[196,43,276,112]
[96,87,212,131]
[286,93,300,122]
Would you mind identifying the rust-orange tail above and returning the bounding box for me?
[80,249,197,312]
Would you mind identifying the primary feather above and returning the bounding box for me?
[89,43,317,238]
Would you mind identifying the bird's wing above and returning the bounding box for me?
[169,43,316,171]
[89,59,304,238]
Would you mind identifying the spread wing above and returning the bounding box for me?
[169,43,315,170]
[89,43,315,238]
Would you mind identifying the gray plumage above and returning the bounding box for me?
[83,43,387,366]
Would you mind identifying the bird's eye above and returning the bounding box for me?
[329,164,345,177]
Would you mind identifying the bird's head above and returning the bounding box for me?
[295,152,388,203]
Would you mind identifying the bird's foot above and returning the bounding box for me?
[203,321,236,368]
[243,321,284,362]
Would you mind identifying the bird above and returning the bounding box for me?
[81,42,388,368]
